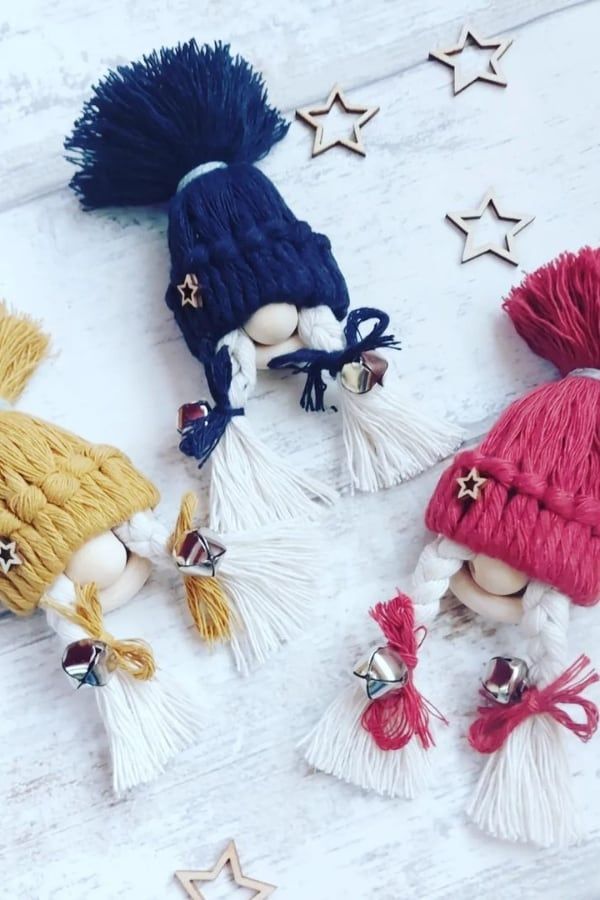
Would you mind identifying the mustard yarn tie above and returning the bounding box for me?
[45,583,156,681]
[170,492,232,643]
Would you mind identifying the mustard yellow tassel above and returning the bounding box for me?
[170,492,232,643]
[0,302,49,404]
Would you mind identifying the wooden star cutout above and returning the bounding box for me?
[446,190,534,266]
[177,273,201,309]
[296,84,379,157]
[175,841,276,899]
[429,25,512,94]
[456,467,488,501]
[0,537,21,575]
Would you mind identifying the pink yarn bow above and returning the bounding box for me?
[469,655,600,754]
[361,593,446,752]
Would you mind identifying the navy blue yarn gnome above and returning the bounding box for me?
[65,40,463,532]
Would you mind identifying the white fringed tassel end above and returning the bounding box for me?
[210,330,337,532]
[210,416,337,532]
[338,382,465,493]
[467,716,581,847]
[220,522,319,674]
[302,684,430,799]
[468,583,584,847]
[296,305,463,493]
[95,669,201,795]
[44,575,200,796]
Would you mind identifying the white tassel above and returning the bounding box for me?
[210,415,337,532]
[468,583,580,846]
[467,715,581,847]
[338,384,465,492]
[218,522,318,674]
[210,329,337,532]
[297,305,463,493]
[44,575,200,795]
[118,507,317,674]
[302,684,430,799]
[95,670,200,795]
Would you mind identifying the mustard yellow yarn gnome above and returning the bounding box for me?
[1,304,319,751]
[0,303,206,794]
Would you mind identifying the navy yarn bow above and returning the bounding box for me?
[178,346,244,467]
[269,307,401,411]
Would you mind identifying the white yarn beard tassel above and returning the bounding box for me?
[94,668,200,795]
[338,382,465,492]
[467,583,579,847]
[209,330,337,532]
[297,306,464,492]
[302,684,430,799]
[117,509,317,674]
[44,574,200,796]
[219,522,318,674]
[467,714,579,847]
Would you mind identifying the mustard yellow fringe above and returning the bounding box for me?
[0,302,49,404]
[44,583,155,680]
[170,492,232,643]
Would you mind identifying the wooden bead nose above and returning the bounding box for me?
[65,531,128,590]
[469,554,528,596]
[244,303,299,346]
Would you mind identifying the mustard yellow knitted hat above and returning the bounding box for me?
[0,306,159,616]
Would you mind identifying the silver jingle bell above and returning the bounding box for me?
[62,639,115,688]
[172,528,227,577]
[482,656,529,705]
[340,351,389,394]
[354,645,408,700]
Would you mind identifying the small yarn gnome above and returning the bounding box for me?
[404,247,600,846]
[0,305,315,792]
[0,304,200,794]
[303,593,443,798]
[65,40,463,532]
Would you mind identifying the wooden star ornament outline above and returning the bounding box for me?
[446,190,534,266]
[296,84,379,157]
[429,25,512,94]
[0,537,22,575]
[456,467,488,501]
[177,273,201,309]
[175,841,276,899]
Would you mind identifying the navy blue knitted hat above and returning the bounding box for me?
[66,40,349,365]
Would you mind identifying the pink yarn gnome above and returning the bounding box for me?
[407,247,600,846]
[303,593,444,798]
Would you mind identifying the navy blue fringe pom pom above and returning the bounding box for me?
[65,40,289,208]
[179,346,244,467]
[269,308,401,412]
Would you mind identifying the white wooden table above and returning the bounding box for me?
[2,1,600,897]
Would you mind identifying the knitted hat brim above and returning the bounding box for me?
[0,412,159,615]
[425,449,600,607]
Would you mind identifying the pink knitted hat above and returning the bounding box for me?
[426,246,600,607]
